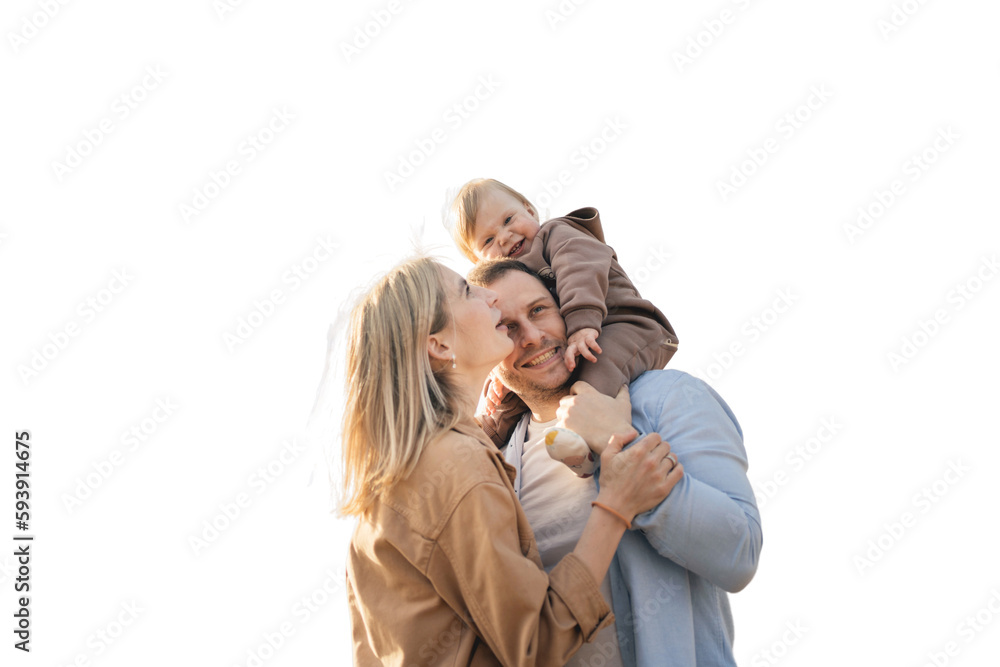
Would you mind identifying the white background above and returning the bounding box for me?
[2,0,999,665]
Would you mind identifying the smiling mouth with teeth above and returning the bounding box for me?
[508,240,524,257]
[523,348,558,367]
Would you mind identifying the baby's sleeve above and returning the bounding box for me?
[543,222,616,336]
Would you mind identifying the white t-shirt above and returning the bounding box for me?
[520,418,623,667]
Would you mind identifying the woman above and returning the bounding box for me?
[341,257,675,666]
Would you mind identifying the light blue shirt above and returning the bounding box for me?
[505,370,762,666]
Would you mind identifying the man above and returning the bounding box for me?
[469,259,762,667]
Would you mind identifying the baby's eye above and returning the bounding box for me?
[504,216,512,225]
[482,236,494,248]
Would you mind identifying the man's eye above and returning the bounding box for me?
[532,306,544,314]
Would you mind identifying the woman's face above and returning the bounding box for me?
[437,267,514,375]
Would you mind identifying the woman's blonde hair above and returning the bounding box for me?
[448,178,536,263]
[339,257,463,517]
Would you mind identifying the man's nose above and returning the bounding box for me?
[519,321,542,347]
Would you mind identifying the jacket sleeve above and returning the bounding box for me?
[628,374,763,592]
[542,220,616,337]
[427,479,613,666]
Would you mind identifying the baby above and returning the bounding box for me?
[449,178,678,476]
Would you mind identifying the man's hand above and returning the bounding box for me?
[564,328,601,371]
[556,382,636,455]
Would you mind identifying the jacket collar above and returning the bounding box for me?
[452,415,518,487]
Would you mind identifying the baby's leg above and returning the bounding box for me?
[546,323,675,476]
[577,322,676,395]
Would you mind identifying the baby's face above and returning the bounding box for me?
[472,189,541,261]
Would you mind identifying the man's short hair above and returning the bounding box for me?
[466,258,539,288]
[468,259,559,305]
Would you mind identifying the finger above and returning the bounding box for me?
[564,349,576,371]
[604,432,628,456]
[633,432,662,453]
[664,462,684,487]
[610,429,638,447]
[589,340,603,355]
[581,348,598,363]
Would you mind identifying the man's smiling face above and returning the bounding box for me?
[491,270,572,405]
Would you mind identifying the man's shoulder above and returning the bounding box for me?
[630,368,698,401]
[629,369,742,436]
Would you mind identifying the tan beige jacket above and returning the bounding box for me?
[347,417,612,666]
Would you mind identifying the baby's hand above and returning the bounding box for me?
[483,373,509,416]
[564,328,602,371]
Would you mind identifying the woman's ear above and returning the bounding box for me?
[427,331,453,364]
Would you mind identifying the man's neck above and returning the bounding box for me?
[524,390,569,423]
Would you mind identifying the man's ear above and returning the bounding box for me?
[427,331,453,364]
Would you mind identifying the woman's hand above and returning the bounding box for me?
[556,382,636,455]
[596,431,683,521]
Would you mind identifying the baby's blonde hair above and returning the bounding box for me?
[448,178,536,263]
[339,257,463,517]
